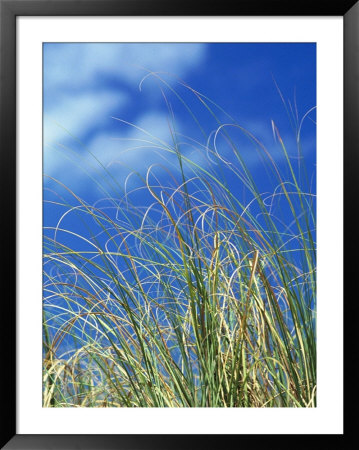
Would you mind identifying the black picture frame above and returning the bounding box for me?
[0,1,355,448]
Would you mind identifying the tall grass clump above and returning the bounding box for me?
[43,75,316,407]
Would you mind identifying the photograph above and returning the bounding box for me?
[42,42,317,408]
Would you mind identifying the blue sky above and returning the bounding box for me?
[43,42,316,229]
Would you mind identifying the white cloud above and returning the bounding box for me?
[43,90,128,175]
[44,110,184,193]
[85,112,178,181]
[44,43,207,92]
[44,90,127,145]
[43,43,208,187]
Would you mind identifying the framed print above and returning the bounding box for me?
[0,0,356,448]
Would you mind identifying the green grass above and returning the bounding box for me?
[43,79,316,407]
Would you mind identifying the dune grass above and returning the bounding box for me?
[43,77,316,407]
